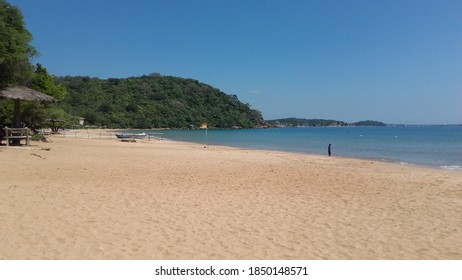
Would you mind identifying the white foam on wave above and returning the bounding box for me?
[440,165,462,171]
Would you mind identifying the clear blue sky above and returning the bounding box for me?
[9,0,462,124]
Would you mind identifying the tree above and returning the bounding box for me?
[0,0,37,88]
[31,63,66,100]
[0,2,70,129]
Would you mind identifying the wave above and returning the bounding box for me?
[440,165,462,171]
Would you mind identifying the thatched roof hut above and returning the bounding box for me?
[0,86,57,127]
[0,86,56,103]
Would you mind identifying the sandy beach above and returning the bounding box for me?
[1,131,461,260]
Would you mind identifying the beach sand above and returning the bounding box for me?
[1,132,461,259]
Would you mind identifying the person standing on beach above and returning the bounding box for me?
[328,144,331,157]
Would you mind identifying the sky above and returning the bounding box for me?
[8,0,462,124]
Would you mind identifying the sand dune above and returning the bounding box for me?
[1,134,461,259]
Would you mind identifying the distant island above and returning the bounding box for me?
[266,118,386,127]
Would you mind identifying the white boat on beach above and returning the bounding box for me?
[115,132,147,139]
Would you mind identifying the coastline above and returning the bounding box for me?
[48,128,460,170]
[116,127,462,171]
[1,132,461,259]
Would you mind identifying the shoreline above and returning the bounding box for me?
[2,132,461,259]
[113,127,462,172]
[3,127,459,172]
[211,145,460,172]
[16,127,462,172]
[123,127,458,173]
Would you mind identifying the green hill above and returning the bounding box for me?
[55,74,264,129]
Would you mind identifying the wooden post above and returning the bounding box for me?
[26,128,29,146]
[13,100,21,128]
[12,100,21,145]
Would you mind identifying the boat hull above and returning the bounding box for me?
[115,133,146,139]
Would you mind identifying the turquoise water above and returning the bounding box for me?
[132,126,462,170]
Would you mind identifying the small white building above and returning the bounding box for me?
[78,117,85,126]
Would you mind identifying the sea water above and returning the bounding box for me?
[132,126,462,170]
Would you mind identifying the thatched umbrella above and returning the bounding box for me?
[0,86,56,127]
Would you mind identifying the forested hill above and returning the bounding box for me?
[55,75,264,129]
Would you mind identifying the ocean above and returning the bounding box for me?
[132,126,462,170]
